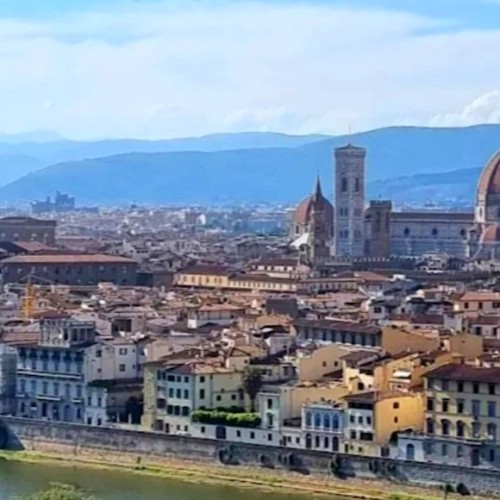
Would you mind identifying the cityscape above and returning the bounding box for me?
[1,1,500,499]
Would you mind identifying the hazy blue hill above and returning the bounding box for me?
[368,167,481,204]
[0,125,498,204]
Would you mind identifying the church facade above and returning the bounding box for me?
[290,144,500,262]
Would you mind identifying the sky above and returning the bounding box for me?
[0,0,500,140]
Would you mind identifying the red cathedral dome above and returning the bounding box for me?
[292,192,333,225]
[477,150,500,197]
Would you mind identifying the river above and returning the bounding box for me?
[0,460,326,499]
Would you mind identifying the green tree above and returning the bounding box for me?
[19,483,97,500]
[242,367,263,412]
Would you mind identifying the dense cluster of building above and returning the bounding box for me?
[0,143,499,476]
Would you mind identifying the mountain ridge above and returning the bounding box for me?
[0,125,498,205]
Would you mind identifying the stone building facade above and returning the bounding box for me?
[334,144,366,257]
[0,254,138,286]
[0,217,56,246]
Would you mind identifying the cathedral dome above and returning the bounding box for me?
[477,150,500,198]
[292,193,333,225]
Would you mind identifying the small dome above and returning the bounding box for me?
[292,194,333,225]
[477,150,500,198]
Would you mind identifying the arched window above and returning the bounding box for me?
[332,414,339,430]
[406,443,415,461]
[432,228,438,237]
[324,436,329,449]
[323,414,331,429]
[404,227,410,237]
[314,413,321,428]
[315,435,320,448]
[460,228,466,238]
[341,177,348,192]
[456,420,465,438]
[305,412,312,427]
[354,178,360,193]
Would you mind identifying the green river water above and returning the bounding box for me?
[0,460,330,499]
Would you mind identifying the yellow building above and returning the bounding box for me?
[343,391,424,457]
[174,265,231,289]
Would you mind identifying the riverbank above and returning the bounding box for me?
[0,447,474,500]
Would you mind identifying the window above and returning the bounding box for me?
[473,382,480,394]
[199,389,205,399]
[489,383,496,395]
[488,423,497,441]
[267,399,273,409]
[200,376,205,383]
[442,380,449,391]
[393,402,400,410]
[403,227,410,237]
[315,413,321,428]
[250,431,255,439]
[426,418,434,434]
[457,445,463,458]
[425,441,434,454]
[442,444,448,456]
[268,433,272,442]
[341,177,348,192]
[167,375,175,382]
[176,389,181,398]
[490,449,496,462]
[236,430,241,437]
[323,414,331,429]
[42,382,48,395]
[457,399,464,414]
[216,395,221,402]
[184,376,189,383]
[96,350,102,358]
[168,388,174,398]
[184,390,189,399]
[472,400,481,417]
[119,364,126,372]
[457,381,464,392]
[442,399,449,413]
[441,419,450,436]
[488,401,496,418]
[457,420,465,438]
[118,348,128,355]
[53,382,59,397]
[426,398,434,412]
[472,421,481,439]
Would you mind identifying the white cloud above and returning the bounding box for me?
[0,2,498,139]
[430,90,500,126]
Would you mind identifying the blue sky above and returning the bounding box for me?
[0,0,499,139]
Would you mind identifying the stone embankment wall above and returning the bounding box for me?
[2,417,500,496]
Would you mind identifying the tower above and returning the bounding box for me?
[334,144,366,257]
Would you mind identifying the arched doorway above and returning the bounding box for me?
[305,434,312,449]
[406,443,415,461]
[332,436,339,452]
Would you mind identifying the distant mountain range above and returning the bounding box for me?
[0,125,498,205]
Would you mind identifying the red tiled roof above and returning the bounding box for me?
[423,363,500,384]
